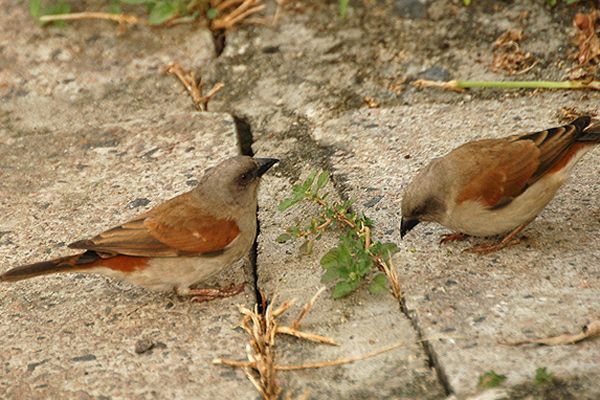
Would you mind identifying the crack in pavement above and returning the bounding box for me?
[398,299,454,396]
[220,56,452,394]
[232,114,265,312]
[283,116,456,396]
[211,28,227,58]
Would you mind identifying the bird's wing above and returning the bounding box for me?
[455,139,540,209]
[516,116,590,181]
[456,117,592,209]
[69,193,240,257]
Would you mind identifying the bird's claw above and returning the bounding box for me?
[464,238,522,254]
[440,232,467,245]
[180,282,246,303]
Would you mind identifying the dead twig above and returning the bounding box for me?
[275,340,407,370]
[504,320,600,346]
[39,12,142,34]
[215,339,407,371]
[291,286,325,330]
[212,0,266,30]
[360,223,402,300]
[276,326,338,345]
[39,11,141,25]
[211,292,338,399]
[165,62,224,111]
[412,79,466,92]
[220,293,334,399]
[413,79,600,92]
[373,251,402,300]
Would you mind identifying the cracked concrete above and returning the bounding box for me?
[2,0,600,398]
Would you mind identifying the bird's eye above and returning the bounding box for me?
[238,172,253,185]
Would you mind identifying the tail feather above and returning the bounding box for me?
[0,251,101,282]
[581,118,600,141]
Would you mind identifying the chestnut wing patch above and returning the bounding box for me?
[144,214,240,254]
[69,194,240,257]
[456,140,540,209]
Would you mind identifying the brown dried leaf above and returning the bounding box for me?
[506,320,600,346]
[491,29,537,75]
[363,96,380,109]
[558,107,597,123]
[574,10,600,67]
[493,29,524,48]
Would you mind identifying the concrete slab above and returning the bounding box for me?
[1,0,215,130]
[3,0,600,397]
[311,96,600,397]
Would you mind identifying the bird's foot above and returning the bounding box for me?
[463,221,531,255]
[177,283,246,303]
[440,232,467,244]
[464,237,522,254]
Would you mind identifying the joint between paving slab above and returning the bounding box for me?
[232,114,264,312]
[399,300,454,396]
[323,145,456,396]
[211,29,227,57]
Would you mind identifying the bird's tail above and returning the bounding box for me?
[579,117,600,142]
[0,251,101,282]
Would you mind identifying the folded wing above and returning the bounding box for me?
[69,193,240,257]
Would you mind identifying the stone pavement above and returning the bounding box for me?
[1,0,599,398]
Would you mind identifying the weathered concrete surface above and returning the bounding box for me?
[3,0,600,398]
[1,0,214,129]
[312,98,600,397]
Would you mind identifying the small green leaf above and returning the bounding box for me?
[463,0,471,5]
[292,183,304,195]
[337,242,353,267]
[148,1,177,25]
[299,240,313,255]
[377,242,399,260]
[276,233,291,243]
[43,1,71,27]
[320,248,340,270]
[108,1,122,14]
[534,367,553,385]
[339,0,348,17]
[206,7,218,19]
[321,267,340,283]
[478,371,507,389]
[369,273,387,294]
[120,0,151,4]
[302,170,318,192]
[355,254,373,276]
[29,0,42,18]
[278,197,301,211]
[316,170,330,191]
[332,281,356,298]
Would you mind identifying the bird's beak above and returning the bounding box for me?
[400,217,420,239]
[255,158,279,177]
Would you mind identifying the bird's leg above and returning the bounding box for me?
[465,221,532,254]
[176,283,246,303]
[440,232,468,244]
